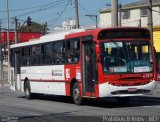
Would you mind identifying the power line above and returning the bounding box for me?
[1,0,67,21]
[15,0,67,18]
[78,2,93,15]
[0,0,66,13]
[34,3,68,23]
[78,2,99,25]
[48,0,71,26]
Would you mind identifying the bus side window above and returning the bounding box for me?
[21,47,30,66]
[41,43,52,65]
[65,38,80,64]
[72,39,80,63]
[31,45,41,65]
[53,42,65,64]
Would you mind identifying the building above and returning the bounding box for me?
[99,0,160,27]
[54,20,76,31]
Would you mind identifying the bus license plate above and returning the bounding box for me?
[128,88,137,92]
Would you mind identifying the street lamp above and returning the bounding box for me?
[85,14,98,28]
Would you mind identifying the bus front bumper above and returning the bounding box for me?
[99,80,157,97]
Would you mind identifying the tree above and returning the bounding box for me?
[20,21,47,33]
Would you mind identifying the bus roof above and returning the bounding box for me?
[10,27,149,49]
[10,29,85,48]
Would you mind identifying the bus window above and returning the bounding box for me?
[21,47,31,66]
[70,39,80,63]
[65,38,80,64]
[31,45,41,65]
[41,43,52,65]
[53,42,65,64]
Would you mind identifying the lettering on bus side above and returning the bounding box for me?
[52,69,63,76]
[51,65,65,80]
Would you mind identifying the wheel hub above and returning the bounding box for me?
[74,88,80,100]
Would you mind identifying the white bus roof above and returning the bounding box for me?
[10,29,85,48]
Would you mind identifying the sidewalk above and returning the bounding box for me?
[0,80,9,86]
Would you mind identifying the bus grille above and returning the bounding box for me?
[111,89,150,95]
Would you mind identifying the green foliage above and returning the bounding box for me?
[20,21,45,33]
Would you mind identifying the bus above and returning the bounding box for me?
[10,27,157,105]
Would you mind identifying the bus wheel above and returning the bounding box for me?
[117,97,130,104]
[24,81,32,99]
[72,82,83,105]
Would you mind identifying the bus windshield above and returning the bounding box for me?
[100,41,153,74]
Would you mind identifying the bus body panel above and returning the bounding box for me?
[21,66,66,95]
[30,82,66,95]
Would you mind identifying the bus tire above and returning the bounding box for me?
[72,82,83,105]
[117,97,130,104]
[24,81,32,100]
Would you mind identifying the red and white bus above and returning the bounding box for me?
[10,27,157,105]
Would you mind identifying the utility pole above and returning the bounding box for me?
[147,0,153,45]
[18,22,21,43]
[0,19,4,86]
[14,17,18,90]
[118,4,122,27]
[74,0,79,28]
[111,0,118,27]
[6,0,10,83]
[14,17,18,44]
[43,22,47,35]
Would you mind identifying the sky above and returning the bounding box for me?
[0,0,139,30]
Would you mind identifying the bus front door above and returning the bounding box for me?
[82,41,97,97]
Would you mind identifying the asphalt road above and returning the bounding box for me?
[0,86,160,122]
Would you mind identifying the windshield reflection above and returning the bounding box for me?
[100,41,153,74]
